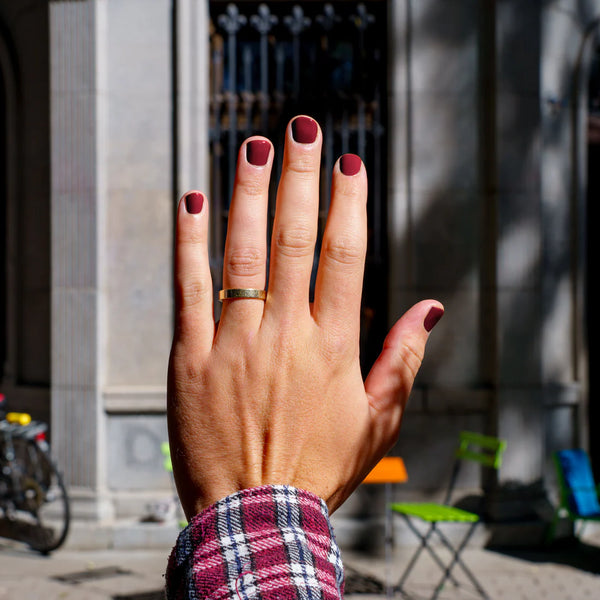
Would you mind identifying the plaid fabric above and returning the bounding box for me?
[166,485,344,599]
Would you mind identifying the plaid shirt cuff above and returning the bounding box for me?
[166,485,344,599]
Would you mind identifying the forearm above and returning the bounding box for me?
[165,485,344,599]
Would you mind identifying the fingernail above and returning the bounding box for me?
[291,116,318,144]
[340,154,362,176]
[184,192,204,214]
[246,140,271,166]
[424,306,444,332]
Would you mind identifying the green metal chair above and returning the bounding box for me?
[549,448,600,542]
[391,431,507,600]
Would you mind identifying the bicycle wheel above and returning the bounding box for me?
[13,438,71,553]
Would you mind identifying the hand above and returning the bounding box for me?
[167,116,443,519]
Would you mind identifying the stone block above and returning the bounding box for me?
[498,289,542,385]
[496,95,542,194]
[106,95,171,191]
[106,414,171,491]
[411,92,479,194]
[426,387,492,413]
[541,278,575,383]
[52,289,99,388]
[497,195,542,289]
[496,0,541,96]
[411,0,479,94]
[104,188,172,386]
[106,0,171,97]
[52,387,101,490]
[52,193,98,289]
[497,388,545,484]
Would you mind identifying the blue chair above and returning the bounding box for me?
[550,449,600,541]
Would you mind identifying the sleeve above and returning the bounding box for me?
[165,485,345,600]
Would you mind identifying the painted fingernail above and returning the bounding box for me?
[340,154,362,176]
[291,116,318,144]
[246,140,271,166]
[424,306,444,332]
[184,192,204,214]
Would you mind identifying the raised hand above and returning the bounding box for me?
[167,116,443,519]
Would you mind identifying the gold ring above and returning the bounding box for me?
[219,288,267,302]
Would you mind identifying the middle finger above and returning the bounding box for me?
[268,116,322,316]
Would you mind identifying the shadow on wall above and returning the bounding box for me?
[395,0,590,478]
[340,1,598,544]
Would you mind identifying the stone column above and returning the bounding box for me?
[49,0,213,523]
[539,2,597,467]
[493,1,545,485]
[50,0,112,520]
[387,0,488,483]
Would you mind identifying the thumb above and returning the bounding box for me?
[365,300,444,417]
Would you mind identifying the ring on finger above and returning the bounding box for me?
[218,288,267,302]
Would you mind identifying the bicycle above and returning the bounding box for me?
[0,393,70,553]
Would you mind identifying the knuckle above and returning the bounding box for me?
[286,154,317,177]
[180,228,206,246]
[319,329,356,364]
[236,177,265,198]
[274,226,315,258]
[225,246,265,277]
[177,279,211,309]
[397,342,423,380]
[322,236,364,266]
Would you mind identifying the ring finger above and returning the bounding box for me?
[220,137,273,325]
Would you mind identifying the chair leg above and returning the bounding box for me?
[396,520,432,594]
[384,483,393,600]
[431,523,488,600]
[545,510,560,545]
[396,519,460,596]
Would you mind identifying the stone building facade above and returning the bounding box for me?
[1,0,599,545]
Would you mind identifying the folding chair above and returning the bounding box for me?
[391,431,507,600]
[363,457,408,599]
[549,448,600,541]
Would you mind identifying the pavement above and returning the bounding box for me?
[1,530,600,599]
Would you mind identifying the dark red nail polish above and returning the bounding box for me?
[184,192,204,214]
[424,306,444,332]
[340,154,362,176]
[247,140,271,166]
[291,116,318,144]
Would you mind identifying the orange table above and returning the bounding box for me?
[363,456,408,484]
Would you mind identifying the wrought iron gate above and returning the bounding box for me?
[209,1,388,371]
